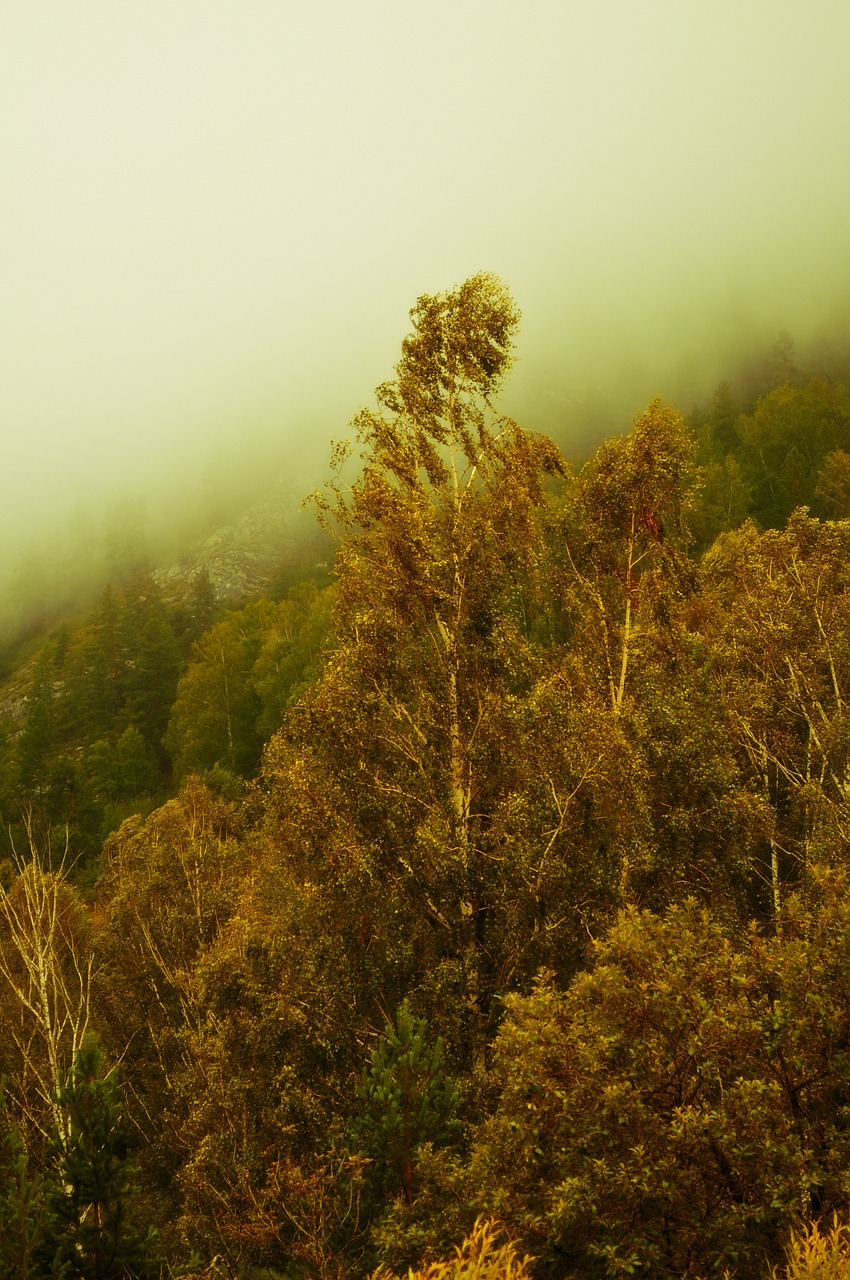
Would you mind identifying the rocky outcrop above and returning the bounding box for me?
[155,484,311,602]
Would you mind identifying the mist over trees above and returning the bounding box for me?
[0,428,327,649]
[2,275,850,1277]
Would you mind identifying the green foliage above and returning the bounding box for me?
[165,585,332,780]
[377,272,520,435]
[84,727,158,810]
[569,397,697,718]
[0,1094,52,1279]
[626,608,768,915]
[757,869,850,1222]
[355,1001,461,1206]
[694,375,850,534]
[580,397,696,549]
[61,571,179,767]
[737,380,850,528]
[369,1145,474,1275]
[816,449,850,520]
[16,642,59,807]
[70,587,125,744]
[165,607,265,778]
[48,1039,159,1278]
[691,455,753,547]
[171,570,219,656]
[119,570,181,764]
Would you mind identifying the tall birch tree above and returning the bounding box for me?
[0,832,92,1147]
[269,274,567,1061]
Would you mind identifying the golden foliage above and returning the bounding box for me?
[373,1218,533,1280]
[775,1218,850,1279]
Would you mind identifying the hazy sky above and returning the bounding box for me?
[3,0,850,559]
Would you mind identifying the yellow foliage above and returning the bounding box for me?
[373,1218,533,1280]
[774,1218,850,1279]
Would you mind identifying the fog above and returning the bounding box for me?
[3,0,850,616]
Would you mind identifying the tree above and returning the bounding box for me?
[703,512,850,915]
[266,273,570,1064]
[66,574,180,773]
[94,781,249,1244]
[815,449,850,518]
[48,1040,158,1279]
[313,270,538,872]
[690,455,752,547]
[103,495,148,581]
[567,397,696,717]
[119,570,180,765]
[624,609,767,918]
[170,569,219,656]
[699,380,741,459]
[170,830,364,1275]
[472,870,850,1280]
[751,867,850,1224]
[0,1094,52,1280]
[16,643,58,807]
[0,834,92,1149]
[473,908,797,1279]
[67,588,125,743]
[171,603,264,778]
[164,593,326,781]
[736,380,850,529]
[354,1001,460,1206]
[252,581,334,740]
[83,728,157,811]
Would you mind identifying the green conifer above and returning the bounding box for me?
[47,1041,158,1279]
[356,1001,460,1205]
[0,1092,55,1280]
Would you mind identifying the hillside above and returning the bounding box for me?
[1,278,850,1278]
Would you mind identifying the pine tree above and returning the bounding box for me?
[119,570,180,766]
[0,1095,54,1280]
[47,1041,158,1279]
[16,642,58,804]
[355,1001,460,1205]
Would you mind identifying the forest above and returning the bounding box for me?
[3,273,850,1278]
